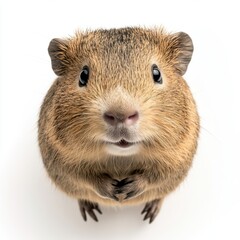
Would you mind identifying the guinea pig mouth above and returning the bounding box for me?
[110,139,135,148]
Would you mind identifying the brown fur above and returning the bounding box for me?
[38,27,199,222]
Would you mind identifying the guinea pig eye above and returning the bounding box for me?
[79,66,89,87]
[152,65,162,84]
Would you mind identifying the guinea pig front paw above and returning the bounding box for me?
[78,200,102,222]
[114,173,147,201]
[95,173,120,201]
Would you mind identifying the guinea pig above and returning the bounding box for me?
[38,27,199,223]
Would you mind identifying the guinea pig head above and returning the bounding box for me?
[48,28,195,159]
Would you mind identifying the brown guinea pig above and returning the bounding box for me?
[38,27,199,223]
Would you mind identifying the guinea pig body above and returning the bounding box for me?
[38,27,199,223]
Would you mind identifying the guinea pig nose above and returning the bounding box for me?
[125,111,139,126]
[103,110,139,126]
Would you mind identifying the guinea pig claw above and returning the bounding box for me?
[112,195,119,201]
[141,199,162,223]
[78,200,102,222]
[124,191,135,200]
[111,179,120,187]
[118,178,134,186]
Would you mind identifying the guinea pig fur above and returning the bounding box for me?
[38,27,199,223]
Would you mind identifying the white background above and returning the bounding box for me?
[0,0,240,239]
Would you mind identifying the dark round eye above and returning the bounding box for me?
[79,66,89,87]
[152,65,162,84]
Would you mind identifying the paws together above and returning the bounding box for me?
[78,172,163,223]
[96,172,147,202]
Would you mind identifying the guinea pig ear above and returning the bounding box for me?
[48,38,70,76]
[170,32,194,76]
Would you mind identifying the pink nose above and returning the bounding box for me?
[103,110,139,126]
